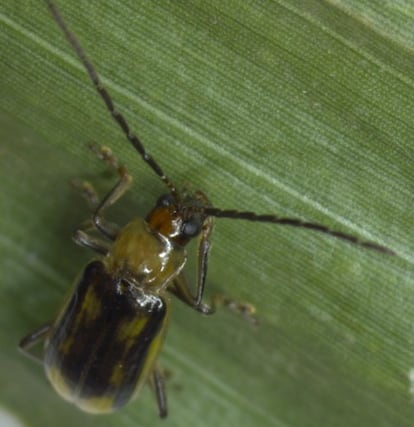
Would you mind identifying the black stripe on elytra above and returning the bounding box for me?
[110,296,167,409]
[45,260,167,408]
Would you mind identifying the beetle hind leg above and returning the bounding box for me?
[149,365,167,418]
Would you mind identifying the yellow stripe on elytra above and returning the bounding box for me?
[58,335,75,355]
[56,286,103,355]
[109,308,170,392]
[66,285,103,333]
[116,317,148,343]
[78,396,115,414]
[108,317,151,387]
[79,286,102,322]
[109,362,125,387]
[46,366,73,403]
[47,366,115,414]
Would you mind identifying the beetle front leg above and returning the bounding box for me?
[19,323,52,364]
[73,144,132,240]
[194,215,214,307]
[169,273,213,315]
[169,208,253,318]
[71,179,120,240]
[209,294,258,325]
[92,164,132,239]
[168,212,215,313]
[170,273,257,324]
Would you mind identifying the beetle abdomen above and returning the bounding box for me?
[44,261,168,413]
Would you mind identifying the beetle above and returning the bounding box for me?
[19,0,396,418]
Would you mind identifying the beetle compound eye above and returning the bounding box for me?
[182,218,202,238]
[156,193,174,208]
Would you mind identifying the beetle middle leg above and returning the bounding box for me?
[19,322,52,364]
[72,229,110,255]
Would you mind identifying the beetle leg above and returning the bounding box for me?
[73,144,131,239]
[19,322,51,364]
[93,163,132,240]
[170,274,258,324]
[71,179,100,210]
[169,273,213,314]
[71,179,120,240]
[72,229,111,255]
[209,294,258,326]
[195,215,214,307]
[87,142,121,173]
[168,212,215,314]
[150,365,168,418]
[73,217,120,242]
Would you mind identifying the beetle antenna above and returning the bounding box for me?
[203,207,395,255]
[45,0,178,197]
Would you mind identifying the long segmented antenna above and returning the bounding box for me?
[45,0,178,197]
[45,1,395,258]
[203,208,395,255]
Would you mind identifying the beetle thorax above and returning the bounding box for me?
[105,218,186,290]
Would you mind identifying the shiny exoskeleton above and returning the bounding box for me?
[19,0,396,418]
[19,160,216,415]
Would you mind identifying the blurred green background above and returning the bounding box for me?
[1,1,414,426]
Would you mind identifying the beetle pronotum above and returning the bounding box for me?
[19,0,395,418]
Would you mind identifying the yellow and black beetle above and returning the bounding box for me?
[19,0,396,418]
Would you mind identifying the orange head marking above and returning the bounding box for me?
[146,193,206,246]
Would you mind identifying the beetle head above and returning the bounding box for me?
[146,192,209,246]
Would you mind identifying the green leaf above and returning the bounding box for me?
[1,1,414,426]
